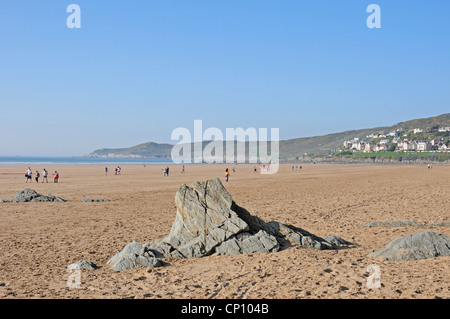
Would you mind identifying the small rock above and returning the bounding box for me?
[107,241,162,271]
[365,220,420,228]
[68,260,98,270]
[82,198,112,202]
[323,235,355,246]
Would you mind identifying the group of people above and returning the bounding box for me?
[25,167,59,183]
[104,166,122,175]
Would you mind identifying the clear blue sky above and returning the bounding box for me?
[1,1,449,156]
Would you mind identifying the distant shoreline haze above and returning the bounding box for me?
[0,157,173,165]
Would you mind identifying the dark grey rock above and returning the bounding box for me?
[369,231,450,261]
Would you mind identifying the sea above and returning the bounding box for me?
[0,157,173,165]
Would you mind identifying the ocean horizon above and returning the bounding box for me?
[0,156,173,165]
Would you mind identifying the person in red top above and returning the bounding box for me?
[54,171,59,183]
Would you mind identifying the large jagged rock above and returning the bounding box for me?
[369,231,450,261]
[109,178,341,271]
[161,179,251,257]
[161,178,338,258]
[10,189,66,203]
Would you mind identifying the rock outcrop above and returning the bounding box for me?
[369,231,450,261]
[7,189,66,203]
[109,178,345,271]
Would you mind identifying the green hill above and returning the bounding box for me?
[390,113,450,132]
[84,113,449,161]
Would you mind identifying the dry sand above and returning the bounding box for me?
[0,163,449,299]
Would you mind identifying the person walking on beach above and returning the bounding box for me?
[35,170,40,183]
[181,165,185,174]
[42,169,48,183]
[225,168,230,182]
[166,166,170,177]
[105,167,108,175]
[25,167,32,183]
[53,171,59,183]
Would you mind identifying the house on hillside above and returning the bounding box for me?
[431,139,440,146]
[352,141,366,151]
[364,142,376,152]
[438,143,449,151]
[401,141,417,151]
[417,141,431,152]
[374,144,389,152]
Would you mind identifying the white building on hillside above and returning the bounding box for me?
[417,141,431,151]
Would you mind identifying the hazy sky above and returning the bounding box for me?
[1,1,449,156]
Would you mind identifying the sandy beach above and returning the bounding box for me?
[0,163,449,299]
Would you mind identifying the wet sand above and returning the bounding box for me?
[0,163,449,299]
